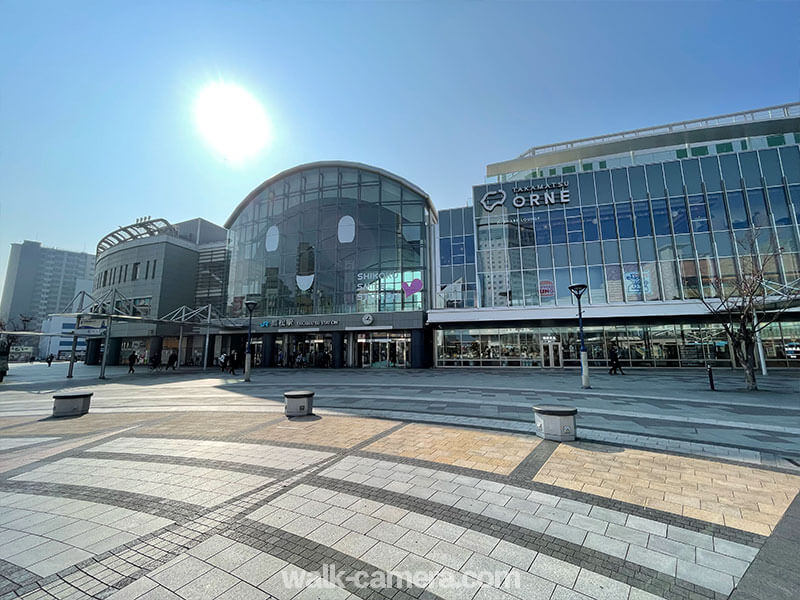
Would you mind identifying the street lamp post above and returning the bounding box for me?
[568,284,590,389]
[244,300,258,382]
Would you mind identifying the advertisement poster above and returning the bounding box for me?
[624,271,651,295]
[539,280,555,298]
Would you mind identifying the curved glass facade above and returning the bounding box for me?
[473,145,800,308]
[226,163,433,317]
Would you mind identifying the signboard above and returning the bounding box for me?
[478,182,570,213]
[76,317,108,337]
[539,280,555,298]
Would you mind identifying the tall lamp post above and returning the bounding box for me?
[244,300,258,382]
[568,284,590,389]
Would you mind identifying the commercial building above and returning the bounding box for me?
[87,217,227,366]
[430,103,800,369]
[0,241,94,333]
[38,316,87,360]
[221,161,436,368]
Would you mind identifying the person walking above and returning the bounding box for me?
[608,345,625,375]
[228,350,237,375]
[128,352,137,374]
[167,351,178,370]
[46,354,54,367]
[219,353,226,372]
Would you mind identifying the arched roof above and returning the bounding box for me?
[224,160,436,229]
[96,218,178,257]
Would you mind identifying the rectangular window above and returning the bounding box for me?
[739,152,762,188]
[633,201,652,237]
[726,191,749,229]
[132,263,140,280]
[534,214,551,245]
[676,149,688,159]
[779,146,800,183]
[102,270,107,287]
[578,173,596,205]
[589,266,605,303]
[700,157,722,192]
[637,237,656,261]
[599,205,617,239]
[611,169,630,202]
[605,265,624,302]
[768,187,792,226]
[616,203,635,238]
[566,208,583,243]
[651,199,671,235]
[439,211,451,238]
[628,166,647,200]
[747,189,769,228]
[669,197,690,234]
[758,149,782,186]
[716,142,734,154]
[595,171,613,204]
[582,163,593,171]
[690,146,709,157]
[581,207,599,241]
[767,134,786,147]
[681,159,702,194]
[664,161,684,196]
[562,165,576,174]
[145,261,150,279]
[123,265,128,282]
[599,161,607,169]
[550,211,567,244]
[151,260,157,278]
[646,164,665,196]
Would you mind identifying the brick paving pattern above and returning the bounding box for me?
[365,423,541,474]
[534,442,800,535]
[0,366,797,600]
[246,415,400,449]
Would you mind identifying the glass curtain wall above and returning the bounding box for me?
[227,165,431,317]
[438,207,477,308]
[474,146,800,309]
[436,321,800,368]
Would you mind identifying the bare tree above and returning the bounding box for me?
[701,228,800,391]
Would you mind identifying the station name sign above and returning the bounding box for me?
[259,318,339,328]
[479,182,569,212]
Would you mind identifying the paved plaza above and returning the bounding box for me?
[0,364,797,599]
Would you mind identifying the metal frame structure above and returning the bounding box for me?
[96,218,179,256]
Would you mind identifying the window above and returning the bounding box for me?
[599,205,617,239]
[151,260,157,278]
[768,187,792,226]
[616,203,635,238]
[726,191,749,229]
[123,264,128,282]
[132,262,140,281]
[669,197,690,234]
[651,199,671,235]
[633,201,652,237]
[440,238,451,266]
[102,270,107,287]
[145,261,150,279]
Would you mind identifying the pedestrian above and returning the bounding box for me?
[228,351,237,375]
[167,351,178,370]
[608,345,625,375]
[46,354,54,367]
[219,353,226,372]
[128,352,137,374]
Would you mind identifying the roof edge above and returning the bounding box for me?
[224,160,436,228]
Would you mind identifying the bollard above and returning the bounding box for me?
[707,365,715,391]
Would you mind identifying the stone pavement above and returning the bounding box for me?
[0,369,799,600]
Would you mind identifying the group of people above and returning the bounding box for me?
[127,351,178,373]
[217,350,239,375]
[277,349,332,369]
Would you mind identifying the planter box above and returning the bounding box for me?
[284,390,314,417]
[533,405,577,442]
[52,392,93,417]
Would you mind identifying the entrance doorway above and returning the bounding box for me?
[541,337,562,368]
[286,334,333,368]
[355,332,410,368]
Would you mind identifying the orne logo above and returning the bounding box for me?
[480,189,506,212]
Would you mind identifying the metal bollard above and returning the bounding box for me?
[706,365,715,391]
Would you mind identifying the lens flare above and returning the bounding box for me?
[194,81,271,163]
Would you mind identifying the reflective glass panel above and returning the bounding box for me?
[739,152,762,188]
[720,154,742,190]
[611,169,630,202]
[747,189,770,228]
[638,237,656,261]
[633,201,652,237]
[726,191,749,229]
[652,199,671,235]
[550,210,567,244]
[578,173,596,205]
[779,146,800,183]
[603,240,620,263]
[646,164,665,195]
[682,159,702,194]
[616,203,635,238]
[629,166,647,200]
[599,205,617,239]
[669,197,690,234]
[707,193,729,231]
[582,207,600,241]
[759,149,782,186]
[664,161,684,196]
[589,266,605,304]
[595,171,613,204]
[700,157,722,192]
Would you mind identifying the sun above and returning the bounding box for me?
[194,81,271,163]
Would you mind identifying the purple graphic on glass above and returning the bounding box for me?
[401,278,423,297]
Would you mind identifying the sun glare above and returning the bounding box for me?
[194,81,271,163]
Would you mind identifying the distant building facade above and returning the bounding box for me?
[0,240,94,331]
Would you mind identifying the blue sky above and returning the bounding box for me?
[1,0,798,296]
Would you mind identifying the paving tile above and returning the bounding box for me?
[106,576,159,600]
[528,553,580,588]
[582,532,629,560]
[625,515,667,537]
[215,580,270,600]
[361,541,408,571]
[695,547,749,577]
[712,537,759,562]
[462,553,511,584]
[232,553,288,587]
[626,545,677,576]
[426,540,473,570]
[456,530,499,555]
[551,586,594,600]
[544,521,587,546]
[331,532,378,558]
[488,540,537,571]
[177,567,239,600]
[207,541,262,571]
[665,525,714,551]
[573,569,631,600]
[646,535,696,561]
[676,559,734,595]
[604,523,649,547]
[501,567,555,599]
